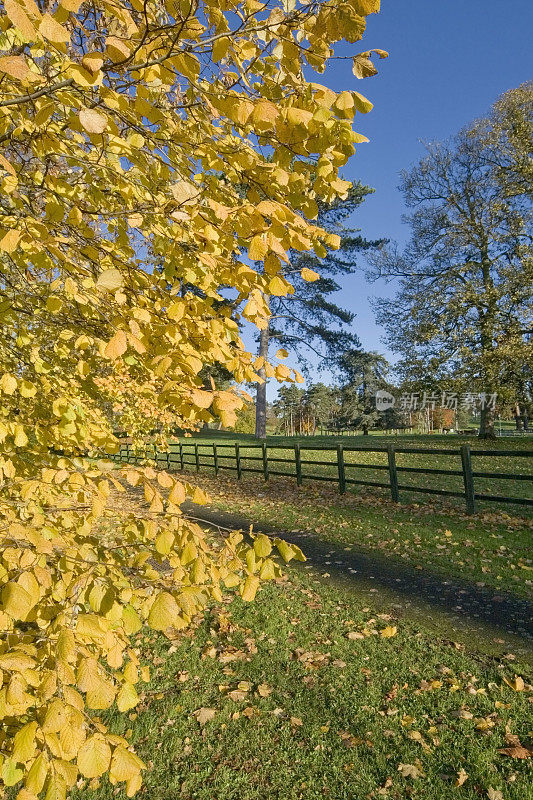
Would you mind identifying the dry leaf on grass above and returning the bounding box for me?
[193,707,216,726]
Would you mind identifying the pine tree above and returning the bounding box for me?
[255,185,385,437]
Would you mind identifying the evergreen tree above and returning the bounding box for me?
[255,184,385,437]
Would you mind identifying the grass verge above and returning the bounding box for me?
[174,472,533,601]
[74,566,532,800]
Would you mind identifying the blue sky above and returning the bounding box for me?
[324,0,532,361]
[250,0,533,395]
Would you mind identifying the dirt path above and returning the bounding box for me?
[183,501,533,658]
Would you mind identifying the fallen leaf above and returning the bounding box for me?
[193,707,216,726]
[502,675,524,692]
[498,733,533,759]
[380,626,398,638]
[455,768,468,786]
[228,688,248,702]
[397,763,422,779]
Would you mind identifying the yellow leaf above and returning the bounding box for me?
[0,228,21,253]
[274,539,305,563]
[2,758,24,787]
[168,481,186,505]
[352,91,373,113]
[0,373,17,394]
[39,14,70,44]
[25,752,49,795]
[81,52,104,75]
[13,722,38,763]
[122,605,142,635]
[503,675,525,691]
[2,582,35,620]
[252,100,279,130]
[253,534,272,558]
[268,276,290,296]
[301,267,319,282]
[16,789,39,800]
[249,235,268,260]
[44,773,66,800]
[155,530,174,555]
[104,330,127,360]
[0,56,30,81]
[240,575,260,602]
[191,487,208,504]
[96,269,123,291]
[109,746,144,783]
[380,626,398,638]
[14,424,28,447]
[116,682,139,712]
[275,348,288,359]
[148,592,180,630]
[259,559,276,579]
[79,108,107,134]
[61,0,84,12]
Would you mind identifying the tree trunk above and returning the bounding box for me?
[479,405,497,439]
[477,245,498,440]
[255,324,269,439]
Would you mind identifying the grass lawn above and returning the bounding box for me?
[94,441,533,799]
[161,433,533,514]
[74,566,533,800]
[163,471,533,601]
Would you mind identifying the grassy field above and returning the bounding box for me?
[73,567,533,800]
[79,442,533,800]
[153,432,533,515]
[172,470,533,601]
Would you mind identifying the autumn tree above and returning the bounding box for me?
[370,86,533,438]
[0,0,383,795]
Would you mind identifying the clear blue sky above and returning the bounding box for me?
[324,0,532,362]
[252,0,533,395]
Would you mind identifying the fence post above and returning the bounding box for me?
[235,443,242,479]
[387,444,399,503]
[166,448,170,471]
[460,444,476,514]
[179,442,184,471]
[295,442,302,485]
[337,444,346,494]
[195,443,200,472]
[213,443,219,476]
[262,442,269,481]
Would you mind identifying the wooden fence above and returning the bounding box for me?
[113,441,533,515]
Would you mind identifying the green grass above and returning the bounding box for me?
[73,568,533,800]
[161,433,533,514]
[170,471,533,601]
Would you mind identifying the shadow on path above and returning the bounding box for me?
[183,501,533,651]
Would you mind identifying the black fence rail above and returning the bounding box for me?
[112,440,533,515]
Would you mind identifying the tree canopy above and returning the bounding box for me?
[0,0,384,795]
[369,84,533,438]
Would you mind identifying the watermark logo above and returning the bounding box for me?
[374,390,498,413]
[375,389,396,410]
